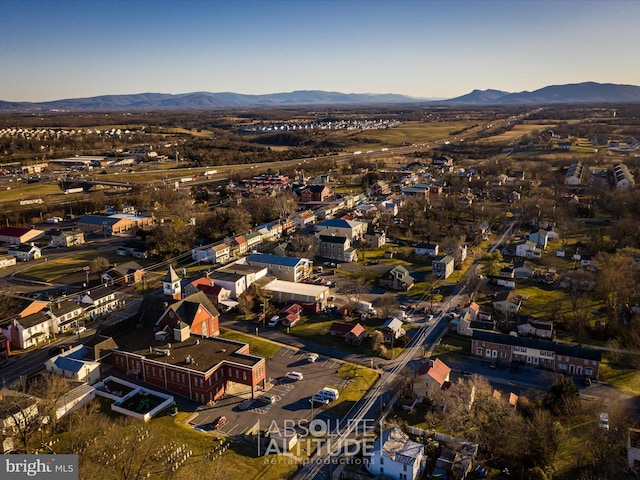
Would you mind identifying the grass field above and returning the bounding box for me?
[15,251,146,283]
[476,123,553,144]
[0,183,67,203]
[350,121,477,146]
[219,328,282,359]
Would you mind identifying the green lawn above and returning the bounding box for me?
[219,328,282,359]
[57,411,298,480]
[15,251,150,283]
[0,183,65,203]
[323,363,378,416]
[599,353,640,395]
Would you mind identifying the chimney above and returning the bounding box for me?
[57,302,61,309]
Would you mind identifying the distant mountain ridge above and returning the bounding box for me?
[1,82,640,111]
[0,90,421,112]
[442,82,640,105]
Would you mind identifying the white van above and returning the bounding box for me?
[268,315,280,327]
[317,387,339,401]
[285,371,304,381]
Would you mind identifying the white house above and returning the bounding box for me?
[514,241,541,259]
[78,286,119,321]
[7,243,41,261]
[45,345,101,384]
[415,243,438,257]
[366,427,425,480]
[0,255,17,269]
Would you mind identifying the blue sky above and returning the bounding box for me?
[2,0,640,102]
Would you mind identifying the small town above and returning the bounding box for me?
[2,1,640,480]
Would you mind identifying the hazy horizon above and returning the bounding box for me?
[2,0,639,103]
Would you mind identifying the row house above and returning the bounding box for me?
[191,243,231,264]
[245,231,263,251]
[256,219,284,242]
[50,299,85,334]
[0,287,120,350]
[565,162,584,185]
[229,235,248,257]
[614,163,635,190]
[471,331,601,378]
[293,210,317,231]
[77,286,119,321]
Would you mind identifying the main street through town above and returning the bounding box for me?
[294,216,520,480]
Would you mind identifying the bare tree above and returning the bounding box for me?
[377,293,399,319]
[236,293,254,321]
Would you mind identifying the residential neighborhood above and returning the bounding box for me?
[0,99,639,480]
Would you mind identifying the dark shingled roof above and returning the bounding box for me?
[472,330,601,361]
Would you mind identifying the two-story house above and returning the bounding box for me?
[366,427,425,480]
[316,218,368,242]
[432,255,454,279]
[317,235,358,263]
[50,229,85,248]
[379,265,415,291]
[246,253,312,283]
[77,286,119,321]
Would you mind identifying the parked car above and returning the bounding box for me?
[258,394,277,405]
[213,416,227,430]
[308,353,319,363]
[310,395,330,405]
[285,371,304,381]
[74,326,86,335]
[599,413,609,430]
[268,315,280,327]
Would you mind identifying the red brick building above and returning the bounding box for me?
[298,185,332,203]
[471,331,601,379]
[104,285,267,403]
[105,332,266,403]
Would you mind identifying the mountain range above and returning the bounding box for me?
[1,82,640,112]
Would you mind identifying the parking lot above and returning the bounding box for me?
[189,347,347,437]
